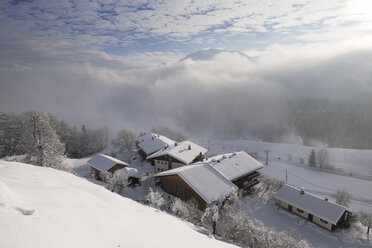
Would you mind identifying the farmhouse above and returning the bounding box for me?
[88,154,129,179]
[137,133,175,158]
[156,163,238,210]
[275,184,352,231]
[147,140,207,173]
[206,151,263,190]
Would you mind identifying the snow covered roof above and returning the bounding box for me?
[87,154,129,172]
[137,133,175,156]
[146,140,207,164]
[120,167,141,179]
[206,151,263,181]
[275,184,351,225]
[156,164,238,203]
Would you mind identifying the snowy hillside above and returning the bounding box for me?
[0,161,237,248]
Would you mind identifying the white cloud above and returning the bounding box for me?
[2,0,372,50]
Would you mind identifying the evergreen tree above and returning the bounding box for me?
[308,149,317,167]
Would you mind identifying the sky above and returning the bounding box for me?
[1,0,372,137]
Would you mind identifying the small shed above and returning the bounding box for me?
[155,164,238,210]
[120,167,141,187]
[88,154,129,179]
[275,184,352,231]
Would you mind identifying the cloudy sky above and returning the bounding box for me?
[1,0,372,137]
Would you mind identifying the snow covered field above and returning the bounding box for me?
[196,139,372,177]
[0,161,237,248]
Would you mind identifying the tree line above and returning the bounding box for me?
[0,111,109,169]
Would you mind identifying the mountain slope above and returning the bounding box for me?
[0,161,237,248]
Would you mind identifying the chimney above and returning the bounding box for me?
[300,187,305,194]
[324,196,328,201]
[188,144,191,150]
[175,142,178,146]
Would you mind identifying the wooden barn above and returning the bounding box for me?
[206,151,263,191]
[147,140,207,173]
[156,163,238,210]
[88,154,129,180]
[137,133,175,158]
[275,184,352,231]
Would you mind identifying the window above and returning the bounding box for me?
[157,168,160,172]
[297,208,304,213]
[320,218,328,224]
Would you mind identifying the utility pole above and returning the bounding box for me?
[264,149,270,165]
[286,168,288,182]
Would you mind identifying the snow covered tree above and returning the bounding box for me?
[21,111,66,170]
[145,188,166,209]
[107,170,129,194]
[111,128,137,154]
[0,112,7,157]
[308,149,317,167]
[201,193,238,234]
[333,189,351,207]
[171,199,201,223]
[316,148,329,169]
[358,211,372,235]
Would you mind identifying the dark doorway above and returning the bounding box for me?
[168,157,172,170]
[308,214,313,221]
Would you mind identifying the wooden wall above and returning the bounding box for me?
[159,175,207,210]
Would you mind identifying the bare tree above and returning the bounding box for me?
[111,128,137,154]
[333,189,351,207]
[316,148,329,169]
[358,211,372,235]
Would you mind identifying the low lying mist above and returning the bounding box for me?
[1,44,372,148]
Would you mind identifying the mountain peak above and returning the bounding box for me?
[180,49,251,62]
